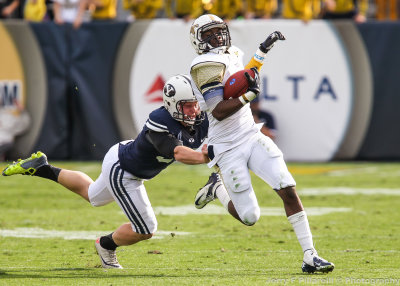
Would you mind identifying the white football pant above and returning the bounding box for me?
[217,132,296,225]
[88,142,157,234]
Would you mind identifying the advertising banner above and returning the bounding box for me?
[2,20,399,161]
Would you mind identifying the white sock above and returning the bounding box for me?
[215,184,231,211]
[288,211,314,253]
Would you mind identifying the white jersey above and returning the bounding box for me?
[190,46,259,165]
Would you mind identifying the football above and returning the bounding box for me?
[223,69,256,100]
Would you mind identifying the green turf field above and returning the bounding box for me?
[1,161,400,285]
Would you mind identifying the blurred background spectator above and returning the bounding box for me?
[53,0,87,28]
[23,0,47,21]
[281,0,321,21]
[244,0,278,19]
[0,0,24,18]
[164,0,203,22]
[1,0,398,23]
[122,0,163,20]
[321,0,368,22]
[375,0,398,19]
[88,0,117,21]
[202,0,243,20]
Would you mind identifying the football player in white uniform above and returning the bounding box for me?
[190,14,334,273]
[2,75,210,269]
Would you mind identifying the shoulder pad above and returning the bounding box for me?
[228,46,244,59]
[191,53,228,68]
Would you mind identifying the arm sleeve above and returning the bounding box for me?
[145,130,183,159]
[245,57,263,71]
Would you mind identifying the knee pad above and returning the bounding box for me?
[240,207,260,226]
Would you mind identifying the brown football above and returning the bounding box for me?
[223,69,256,100]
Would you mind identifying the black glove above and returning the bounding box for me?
[259,31,286,53]
[245,67,260,96]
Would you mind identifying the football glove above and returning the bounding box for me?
[240,68,260,104]
[245,67,260,95]
[259,31,286,53]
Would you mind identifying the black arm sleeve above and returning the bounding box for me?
[145,130,183,159]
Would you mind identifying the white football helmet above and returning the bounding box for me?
[190,14,231,55]
[163,75,204,125]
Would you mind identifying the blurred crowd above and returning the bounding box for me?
[0,0,399,28]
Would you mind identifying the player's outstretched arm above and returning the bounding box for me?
[245,31,286,70]
[174,145,209,165]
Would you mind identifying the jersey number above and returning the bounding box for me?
[156,156,174,163]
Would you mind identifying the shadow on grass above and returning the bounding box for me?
[0,267,307,280]
[0,268,192,279]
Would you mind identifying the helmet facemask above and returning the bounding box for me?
[190,14,231,55]
[163,75,206,126]
[198,23,231,54]
[175,100,202,126]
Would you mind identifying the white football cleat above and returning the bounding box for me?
[194,172,222,209]
[95,238,123,269]
[302,248,334,273]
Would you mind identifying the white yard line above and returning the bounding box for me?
[298,188,400,196]
[0,228,189,240]
[0,205,352,240]
[153,205,352,216]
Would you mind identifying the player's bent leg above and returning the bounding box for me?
[247,136,334,272]
[217,148,260,225]
[107,163,158,235]
[282,191,335,274]
[95,143,157,269]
